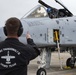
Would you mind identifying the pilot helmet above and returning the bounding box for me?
[46,8,51,13]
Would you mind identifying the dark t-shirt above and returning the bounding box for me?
[0,38,40,75]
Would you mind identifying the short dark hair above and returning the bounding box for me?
[5,17,20,35]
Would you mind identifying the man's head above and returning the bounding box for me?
[5,17,21,36]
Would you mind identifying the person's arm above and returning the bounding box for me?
[26,32,40,60]
[26,32,35,45]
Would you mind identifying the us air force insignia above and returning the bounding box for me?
[0,48,21,68]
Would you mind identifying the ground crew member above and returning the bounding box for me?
[0,17,40,75]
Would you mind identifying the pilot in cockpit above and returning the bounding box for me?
[38,0,58,18]
[46,8,56,18]
[38,0,72,18]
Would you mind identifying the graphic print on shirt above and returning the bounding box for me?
[0,48,21,68]
[1,51,15,64]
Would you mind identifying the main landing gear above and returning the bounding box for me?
[66,58,76,68]
[66,48,76,68]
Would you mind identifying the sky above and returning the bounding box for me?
[0,0,76,27]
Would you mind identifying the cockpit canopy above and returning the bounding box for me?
[24,5,48,18]
[23,0,73,19]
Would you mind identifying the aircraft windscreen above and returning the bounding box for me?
[22,0,73,19]
[26,6,48,18]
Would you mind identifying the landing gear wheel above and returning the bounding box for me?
[37,68,46,75]
[66,58,75,68]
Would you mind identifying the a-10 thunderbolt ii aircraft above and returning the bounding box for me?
[0,0,76,75]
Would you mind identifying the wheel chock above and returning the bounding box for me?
[63,66,71,69]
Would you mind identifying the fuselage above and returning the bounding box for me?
[21,16,76,47]
[0,16,76,48]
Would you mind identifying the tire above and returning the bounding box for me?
[66,58,75,68]
[37,68,46,75]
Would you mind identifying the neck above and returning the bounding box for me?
[7,35,18,39]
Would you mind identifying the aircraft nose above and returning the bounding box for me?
[0,27,6,42]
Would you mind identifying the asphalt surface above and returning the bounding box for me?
[28,52,76,75]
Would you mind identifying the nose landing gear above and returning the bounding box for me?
[37,68,46,75]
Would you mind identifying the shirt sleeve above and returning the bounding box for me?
[26,38,40,60]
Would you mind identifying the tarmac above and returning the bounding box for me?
[28,52,76,75]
